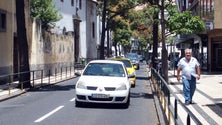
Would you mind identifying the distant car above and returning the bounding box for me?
[75,60,132,108]
[138,55,144,62]
[111,57,136,88]
[125,53,140,70]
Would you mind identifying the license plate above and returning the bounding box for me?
[91,94,109,98]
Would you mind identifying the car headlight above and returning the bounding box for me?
[76,81,86,89]
[116,83,127,90]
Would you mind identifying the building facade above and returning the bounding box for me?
[54,0,98,63]
[0,0,16,75]
[175,0,222,72]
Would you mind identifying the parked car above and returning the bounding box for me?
[75,60,132,108]
[125,53,140,70]
[111,57,136,88]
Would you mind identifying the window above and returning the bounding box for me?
[0,9,6,32]
[92,22,95,38]
[79,0,82,9]
[71,0,74,6]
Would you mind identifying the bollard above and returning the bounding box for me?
[168,106,171,124]
[8,83,11,95]
[82,58,86,65]
[21,83,23,90]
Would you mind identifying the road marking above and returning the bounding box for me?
[34,105,64,123]
[70,98,75,102]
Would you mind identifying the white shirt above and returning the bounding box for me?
[177,57,200,80]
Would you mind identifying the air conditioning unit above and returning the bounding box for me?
[205,21,213,31]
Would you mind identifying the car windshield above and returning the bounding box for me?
[116,60,132,68]
[83,63,125,77]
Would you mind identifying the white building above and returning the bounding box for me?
[53,0,98,62]
[53,0,75,34]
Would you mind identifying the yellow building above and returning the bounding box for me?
[0,0,16,75]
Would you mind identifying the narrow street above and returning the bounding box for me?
[0,62,160,125]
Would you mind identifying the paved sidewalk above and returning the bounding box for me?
[168,70,222,125]
[0,70,81,102]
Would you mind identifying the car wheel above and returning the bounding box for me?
[122,96,130,108]
[131,84,135,88]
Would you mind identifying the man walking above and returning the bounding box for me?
[177,48,200,105]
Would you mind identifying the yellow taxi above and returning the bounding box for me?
[111,57,136,87]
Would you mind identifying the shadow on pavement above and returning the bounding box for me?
[130,92,153,99]
[206,103,222,118]
[136,76,149,80]
[29,84,75,92]
[76,103,129,109]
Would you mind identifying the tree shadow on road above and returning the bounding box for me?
[130,92,153,99]
[29,84,75,92]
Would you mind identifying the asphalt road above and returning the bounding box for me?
[0,63,160,125]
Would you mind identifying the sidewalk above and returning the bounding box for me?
[0,70,81,102]
[168,70,222,125]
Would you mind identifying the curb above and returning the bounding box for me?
[0,89,27,102]
[0,75,78,102]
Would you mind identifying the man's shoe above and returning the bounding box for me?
[190,101,195,104]
[185,102,190,105]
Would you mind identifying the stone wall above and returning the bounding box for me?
[30,19,74,75]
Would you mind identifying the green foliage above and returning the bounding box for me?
[167,10,206,35]
[127,5,153,50]
[30,0,62,30]
[112,16,132,47]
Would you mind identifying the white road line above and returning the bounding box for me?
[34,105,64,123]
[70,98,75,102]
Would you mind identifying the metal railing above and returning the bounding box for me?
[0,64,85,96]
[150,67,202,125]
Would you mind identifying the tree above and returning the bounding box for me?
[16,0,31,88]
[30,0,62,30]
[127,5,153,54]
[155,1,206,82]
[111,16,132,56]
[167,10,206,35]
[97,0,144,59]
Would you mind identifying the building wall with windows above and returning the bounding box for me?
[76,0,98,61]
[0,0,15,75]
[86,0,98,60]
[176,0,222,72]
[53,0,98,62]
[77,0,87,59]
[53,0,76,34]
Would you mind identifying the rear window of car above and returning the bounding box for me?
[117,60,132,68]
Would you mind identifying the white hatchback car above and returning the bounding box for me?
[75,60,131,108]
